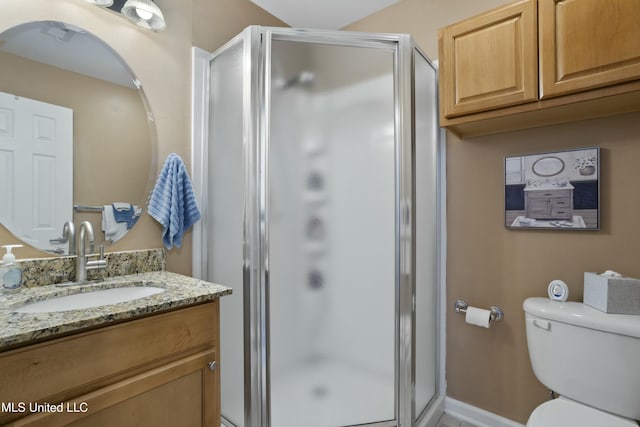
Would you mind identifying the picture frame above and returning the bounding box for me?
[504,147,600,230]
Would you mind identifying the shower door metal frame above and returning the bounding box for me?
[242,25,270,427]
[204,26,440,427]
[396,33,417,427]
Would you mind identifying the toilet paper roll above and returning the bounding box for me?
[465,306,491,328]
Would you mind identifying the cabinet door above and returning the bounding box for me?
[439,0,538,119]
[14,350,219,427]
[526,197,551,218]
[539,0,640,98]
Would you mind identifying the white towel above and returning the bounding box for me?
[102,204,142,243]
[102,205,128,243]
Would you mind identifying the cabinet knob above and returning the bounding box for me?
[208,361,217,371]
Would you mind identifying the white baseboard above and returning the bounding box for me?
[444,397,526,427]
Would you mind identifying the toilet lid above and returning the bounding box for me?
[527,398,638,427]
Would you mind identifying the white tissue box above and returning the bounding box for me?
[583,272,640,314]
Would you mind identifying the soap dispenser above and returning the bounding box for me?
[1,244,24,292]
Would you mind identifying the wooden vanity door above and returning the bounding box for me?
[68,350,219,427]
[539,0,640,99]
[13,350,219,427]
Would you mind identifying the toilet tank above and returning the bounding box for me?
[523,297,640,420]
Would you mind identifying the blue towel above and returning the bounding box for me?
[148,153,201,249]
[112,203,141,229]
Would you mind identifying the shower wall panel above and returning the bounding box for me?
[414,51,439,419]
[208,39,245,427]
[320,74,395,375]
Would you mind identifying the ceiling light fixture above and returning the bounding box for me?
[121,0,166,32]
[84,0,114,6]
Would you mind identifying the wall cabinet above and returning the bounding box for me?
[438,0,640,137]
[0,301,220,426]
[539,0,640,98]
[439,0,538,118]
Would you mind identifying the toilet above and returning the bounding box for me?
[523,297,640,427]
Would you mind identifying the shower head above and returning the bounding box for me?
[275,71,315,90]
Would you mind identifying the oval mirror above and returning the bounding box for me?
[0,21,156,256]
[532,156,565,177]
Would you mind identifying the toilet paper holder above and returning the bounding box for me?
[454,299,504,322]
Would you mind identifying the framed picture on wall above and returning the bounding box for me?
[504,147,600,230]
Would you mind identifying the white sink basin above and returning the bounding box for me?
[14,286,165,313]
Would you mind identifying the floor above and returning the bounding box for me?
[222,412,477,427]
[435,413,478,427]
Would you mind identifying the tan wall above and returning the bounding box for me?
[446,112,640,423]
[192,0,287,52]
[348,0,640,424]
[0,0,285,274]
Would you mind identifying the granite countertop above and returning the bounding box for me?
[0,271,232,351]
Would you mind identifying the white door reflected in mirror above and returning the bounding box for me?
[0,92,73,253]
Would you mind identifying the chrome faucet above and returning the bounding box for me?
[76,221,107,283]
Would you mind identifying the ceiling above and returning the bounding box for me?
[250,0,403,30]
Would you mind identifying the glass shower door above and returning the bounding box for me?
[267,37,397,427]
[208,38,246,427]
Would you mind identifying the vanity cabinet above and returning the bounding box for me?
[0,301,220,426]
[438,0,640,137]
[525,187,573,219]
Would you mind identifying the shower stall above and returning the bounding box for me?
[193,26,441,427]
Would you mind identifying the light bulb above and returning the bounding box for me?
[121,0,167,31]
[135,7,154,21]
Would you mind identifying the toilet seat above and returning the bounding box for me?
[527,398,639,427]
